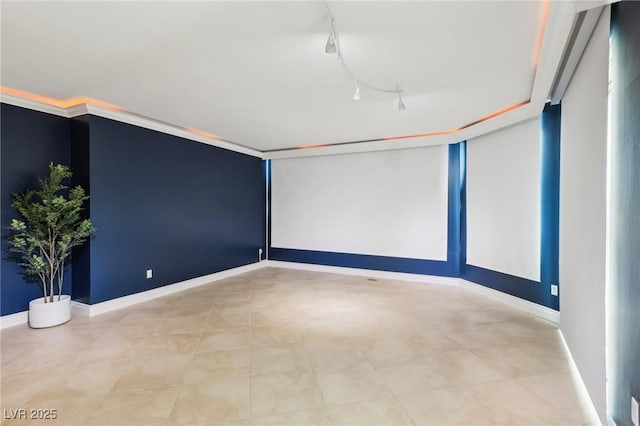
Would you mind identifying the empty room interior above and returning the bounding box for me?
[1,1,639,425]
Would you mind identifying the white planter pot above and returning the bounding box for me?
[28,295,71,328]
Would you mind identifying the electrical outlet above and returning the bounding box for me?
[146,269,153,279]
[551,284,559,296]
[632,396,639,426]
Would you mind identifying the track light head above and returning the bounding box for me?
[397,89,406,111]
[325,26,337,54]
[353,80,361,101]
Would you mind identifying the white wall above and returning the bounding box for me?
[271,146,449,260]
[559,7,609,423]
[467,117,541,280]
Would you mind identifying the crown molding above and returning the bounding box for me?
[0,93,68,118]
[0,95,263,159]
[82,104,263,158]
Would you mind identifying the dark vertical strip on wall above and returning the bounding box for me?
[609,3,640,425]
[266,159,272,260]
[0,104,72,315]
[540,103,561,311]
[70,115,91,304]
[447,142,465,275]
[459,142,467,269]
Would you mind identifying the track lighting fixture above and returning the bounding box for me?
[323,2,406,111]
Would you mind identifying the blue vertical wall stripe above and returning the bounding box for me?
[459,142,467,269]
[266,159,272,260]
[447,143,463,275]
[541,103,561,310]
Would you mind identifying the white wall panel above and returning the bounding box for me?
[467,117,541,280]
[271,146,449,260]
[559,7,609,423]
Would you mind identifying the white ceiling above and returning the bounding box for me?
[1,1,571,155]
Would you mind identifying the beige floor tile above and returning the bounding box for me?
[517,371,601,425]
[467,379,563,425]
[326,397,415,426]
[155,313,209,334]
[251,408,332,426]
[197,328,250,353]
[302,336,368,374]
[403,329,464,356]
[170,376,250,424]
[26,360,127,403]
[85,386,180,426]
[316,363,390,405]
[251,325,303,346]
[424,349,506,385]
[443,323,513,349]
[110,353,191,392]
[251,344,311,375]
[130,332,202,358]
[184,348,250,383]
[399,387,498,426]
[0,368,60,406]
[354,335,418,367]
[250,370,324,417]
[375,362,451,396]
[472,342,569,378]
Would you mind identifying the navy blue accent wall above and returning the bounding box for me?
[1,104,72,315]
[269,143,466,277]
[83,116,265,304]
[609,3,640,424]
[540,103,561,311]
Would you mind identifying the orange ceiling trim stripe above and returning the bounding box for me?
[0,86,236,145]
[0,86,124,111]
[532,0,552,67]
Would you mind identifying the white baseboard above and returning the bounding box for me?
[559,331,605,426]
[458,279,560,324]
[265,260,459,286]
[0,310,29,330]
[2,262,266,326]
[72,262,265,317]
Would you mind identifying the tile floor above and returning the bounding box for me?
[0,267,599,425]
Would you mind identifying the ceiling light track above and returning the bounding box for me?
[323,2,406,111]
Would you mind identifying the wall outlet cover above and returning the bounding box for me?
[632,396,639,426]
[146,269,153,279]
[551,284,559,296]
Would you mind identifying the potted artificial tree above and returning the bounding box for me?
[6,163,95,328]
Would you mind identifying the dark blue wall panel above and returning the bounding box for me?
[270,248,453,276]
[1,104,72,315]
[609,2,640,424]
[540,103,561,310]
[86,116,265,304]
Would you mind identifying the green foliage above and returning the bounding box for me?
[6,163,95,303]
